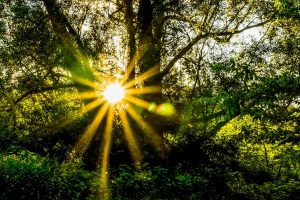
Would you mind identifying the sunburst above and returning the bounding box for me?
[103,83,125,104]
[64,65,175,199]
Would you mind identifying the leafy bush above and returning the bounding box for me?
[110,164,236,200]
[0,122,18,151]
[0,149,100,200]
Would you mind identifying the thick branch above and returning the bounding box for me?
[42,0,69,38]
[61,13,89,57]
[160,33,209,78]
[160,19,272,78]
[43,0,90,57]
[42,0,94,87]
[124,0,136,81]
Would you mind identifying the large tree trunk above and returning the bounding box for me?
[137,0,163,102]
[124,0,136,82]
[136,0,170,161]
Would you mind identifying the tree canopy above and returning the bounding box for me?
[0,0,299,199]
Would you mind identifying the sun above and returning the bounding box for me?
[103,83,125,104]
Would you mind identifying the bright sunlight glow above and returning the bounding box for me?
[103,83,125,104]
[68,65,173,198]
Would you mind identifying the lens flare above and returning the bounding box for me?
[67,65,175,197]
[104,83,124,104]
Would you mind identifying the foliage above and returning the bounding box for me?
[275,0,300,18]
[0,136,299,199]
[110,164,227,200]
[0,0,299,199]
[0,149,100,200]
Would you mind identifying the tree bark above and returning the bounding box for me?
[137,0,163,102]
[124,0,137,82]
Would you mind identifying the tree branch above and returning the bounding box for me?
[160,19,272,78]
[163,15,198,24]
[160,33,209,78]
[8,84,77,112]
[42,0,88,57]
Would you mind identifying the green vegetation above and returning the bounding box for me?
[0,0,299,199]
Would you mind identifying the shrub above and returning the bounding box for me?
[0,149,100,200]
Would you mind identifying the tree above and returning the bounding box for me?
[0,0,297,169]
[1,1,300,199]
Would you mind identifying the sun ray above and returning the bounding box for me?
[122,53,138,84]
[99,105,115,199]
[78,91,98,100]
[71,75,96,89]
[126,105,163,152]
[123,65,160,89]
[82,98,106,113]
[124,95,152,111]
[125,86,161,95]
[118,109,142,166]
[52,98,105,133]
[67,91,98,100]
[121,42,153,84]
[69,103,110,160]
[124,95,175,117]
[124,95,162,115]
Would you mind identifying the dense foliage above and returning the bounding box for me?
[0,0,299,199]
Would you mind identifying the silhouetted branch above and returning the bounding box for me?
[160,19,272,78]
[8,84,77,112]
